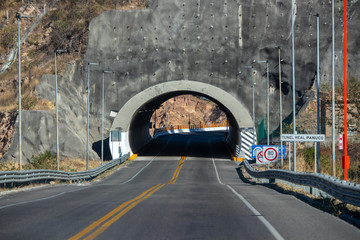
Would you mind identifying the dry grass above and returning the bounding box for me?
[60,157,102,172]
[0,158,101,172]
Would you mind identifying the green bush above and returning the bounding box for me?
[301,146,314,165]
[28,151,57,170]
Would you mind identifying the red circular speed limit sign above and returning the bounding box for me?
[256,151,264,163]
[264,147,278,162]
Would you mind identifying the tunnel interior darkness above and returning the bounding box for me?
[128,91,238,154]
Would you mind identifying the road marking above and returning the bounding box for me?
[83,184,165,240]
[69,155,186,240]
[69,184,164,240]
[168,156,186,184]
[209,140,284,240]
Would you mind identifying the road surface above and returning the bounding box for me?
[0,132,359,239]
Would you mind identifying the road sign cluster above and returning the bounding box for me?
[251,145,285,164]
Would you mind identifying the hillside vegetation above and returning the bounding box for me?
[0,0,147,112]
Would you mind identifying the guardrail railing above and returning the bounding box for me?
[0,154,130,185]
[243,160,360,207]
[154,122,228,133]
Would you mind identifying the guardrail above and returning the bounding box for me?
[0,154,130,185]
[154,122,228,133]
[243,160,360,207]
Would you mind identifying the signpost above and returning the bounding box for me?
[281,134,325,142]
[252,145,283,164]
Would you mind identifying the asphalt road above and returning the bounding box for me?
[0,132,359,240]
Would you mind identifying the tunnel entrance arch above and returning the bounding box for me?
[110,80,253,159]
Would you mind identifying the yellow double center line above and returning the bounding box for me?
[168,156,186,184]
[70,156,186,240]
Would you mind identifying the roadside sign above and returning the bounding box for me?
[251,145,263,158]
[339,134,344,150]
[281,134,325,142]
[263,147,278,162]
[252,145,285,159]
[256,151,264,164]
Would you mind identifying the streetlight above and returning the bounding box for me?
[17,13,33,171]
[314,14,321,173]
[101,70,113,165]
[256,60,270,145]
[54,49,68,171]
[291,0,297,172]
[243,65,256,145]
[331,0,336,177]
[87,62,99,170]
[188,95,191,129]
[276,46,284,167]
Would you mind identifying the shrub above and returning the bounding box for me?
[28,151,57,170]
[1,25,17,51]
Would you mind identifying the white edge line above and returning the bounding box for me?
[0,187,90,210]
[209,140,284,240]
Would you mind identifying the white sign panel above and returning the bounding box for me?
[263,146,279,163]
[339,134,344,150]
[281,134,325,142]
[255,146,279,164]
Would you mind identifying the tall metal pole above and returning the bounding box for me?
[342,0,350,181]
[55,51,58,171]
[17,14,22,171]
[316,14,321,173]
[54,49,67,171]
[16,13,32,171]
[278,47,283,167]
[331,0,336,177]
[291,0,297,172]
[87,62,99,170]
[289,142,291,171]
[165,101,168,128]
[102,71,112,165]
[252,68,256,145]
[266,61,269,145]
[188,95,191,128]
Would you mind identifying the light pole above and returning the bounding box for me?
[315,14,321,173]
[188,95,191,129]
[291,0,297,172]
[276,46,284,167]
[257,60,270,145]
[87,62,99,170]
[243,65,256,145]
[54,49,68,171]
[101,70,112,165]
[17,13,33,171]
[331,0,336,177]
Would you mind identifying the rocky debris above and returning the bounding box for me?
[151,96,226,128]
[0,111,17,158]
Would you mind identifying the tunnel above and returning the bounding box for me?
[110,80,253,159]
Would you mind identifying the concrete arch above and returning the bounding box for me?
[110,80,252,158]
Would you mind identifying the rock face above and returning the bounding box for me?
[1,0,360,162]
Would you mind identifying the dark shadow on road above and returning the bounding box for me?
[138,131,232,159]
